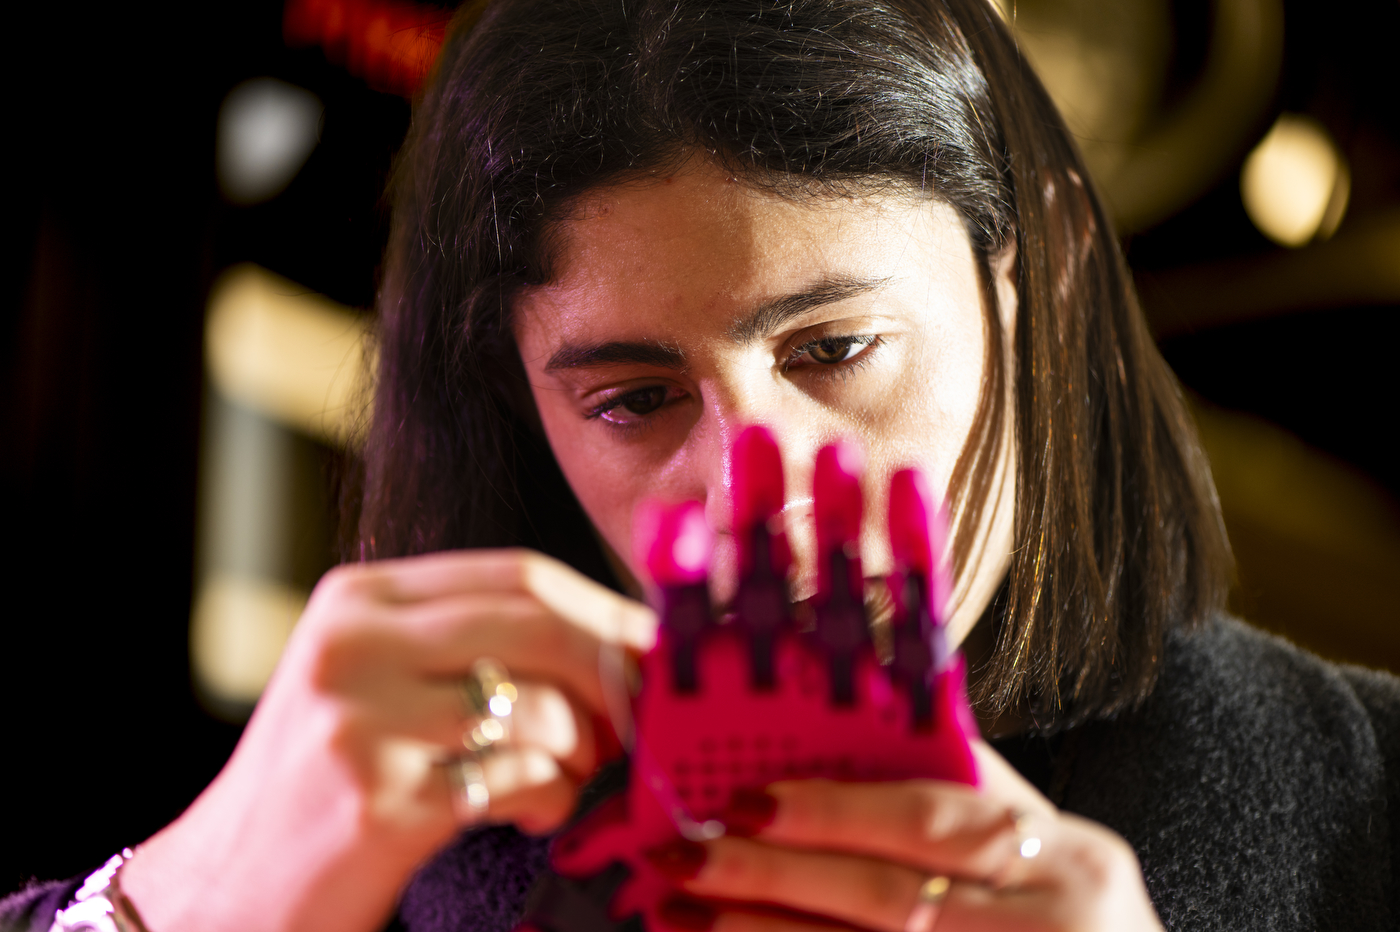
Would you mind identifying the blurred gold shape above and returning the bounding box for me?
[191,571,308,705]
[205,264,371,445]
[1001,0,1284,233]
[1241,113,1351,247]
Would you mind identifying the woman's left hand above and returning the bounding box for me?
[645,742,1163,932]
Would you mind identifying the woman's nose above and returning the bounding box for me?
[695,406,742,537]
[692,390,820,541]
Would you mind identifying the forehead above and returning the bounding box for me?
[515,159,966,341]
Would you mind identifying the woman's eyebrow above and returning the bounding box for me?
[728,274,890,344]
[542,275,886,372]
[545,340,687,371]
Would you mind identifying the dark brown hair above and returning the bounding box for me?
[354,0,1231,728]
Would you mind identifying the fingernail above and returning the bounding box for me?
[658,895,717,932]
[720,787,777,837]
[645,838,708,881]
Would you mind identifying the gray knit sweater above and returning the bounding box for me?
[7,616,1398,930]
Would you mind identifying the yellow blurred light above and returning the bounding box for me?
[1241,114,1350,248]
[192,572,308,705]
[205,264,371,445]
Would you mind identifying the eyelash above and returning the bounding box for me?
[784,334,883,380]
[584,334,884,432]
[584,387,680,435]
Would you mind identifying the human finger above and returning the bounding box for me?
[649,836,925,932]
[647,827,1115,932]
[505,683,597,777]
[658,896,855,932]
[726,780,1020,880]
[411,678,597,777]
[657,892,1065,932]
[452,746,580,834]
[370,591,627,715]
[676,803,1158,932]
[341,549,657,651]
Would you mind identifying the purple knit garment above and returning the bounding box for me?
[0,878,82,932]
[395,826,552,932]
[0,833,547,932]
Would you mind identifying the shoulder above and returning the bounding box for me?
[1158,614,1398,751]
[1062,615,1398,930]
[1335,660,1400,764]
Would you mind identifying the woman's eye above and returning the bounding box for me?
[589,385,678,425]
[792,335,876,366]
[617,387,667,415]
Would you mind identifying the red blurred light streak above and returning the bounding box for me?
[284,0,452,98]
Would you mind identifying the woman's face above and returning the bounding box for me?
[514,158,1016,645]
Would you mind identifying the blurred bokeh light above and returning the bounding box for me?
[217,78,324,205]
[1241,113,1351,246]
[196,265,367,712]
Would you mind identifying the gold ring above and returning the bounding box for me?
[459,657,517,752]
[902,875,951,932]
[448,755,490,824]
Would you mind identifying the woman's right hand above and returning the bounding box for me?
[121,548,657,932]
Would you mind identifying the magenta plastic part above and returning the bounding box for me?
[813,441,864,564]
[888,468,954,617]
[730,426,791,689]
[519,441,979,932]
[635,500,714,694]
[887,468,955,728]
[888,469,935,576]
[732,426,788,578]
[635,500,712,587]
[811,441,867,704]
[732,426,784,531]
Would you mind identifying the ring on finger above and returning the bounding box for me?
[1012,808,1042,859]
[460,657,518,752]
[903,875,952,932]
[448,755,491,824]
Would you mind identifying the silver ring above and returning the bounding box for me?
[902,875,951,932]
[449,755,490,824]
[459,657,517,752]
[1012,809,1042,859]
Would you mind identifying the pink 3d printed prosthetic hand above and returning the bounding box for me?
[519,426,979,932]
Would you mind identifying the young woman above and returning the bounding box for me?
[10,0,1398,930]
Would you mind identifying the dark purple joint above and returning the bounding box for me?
[891,573,948,728]
[813,549,868,705]
[661,583,712,693]
[734,523,789,690]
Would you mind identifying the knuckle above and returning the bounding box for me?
[714,844,772,893]
[304,616,380,690]
[1062,829,1136,897]
[782,779,841,834]
[498,548,534,588]
[309,564,377,617]
[309,564,352,605]
[511,548,562,596]
[854,864,908,911]
[910,785,957,844]
[533,614,580,657]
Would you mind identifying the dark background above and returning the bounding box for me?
[3,0,1398,894]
